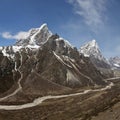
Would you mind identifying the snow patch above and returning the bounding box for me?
[53,51,72,68]
[114,63,120,67]
[56,37,73,48]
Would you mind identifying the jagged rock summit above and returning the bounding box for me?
[15,23,52,47]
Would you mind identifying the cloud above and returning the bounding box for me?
[67,0,107,31]
[1,31,29,40]
[115,46,120,53]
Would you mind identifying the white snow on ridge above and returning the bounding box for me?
[29,23,51,45]
[83,54,89,57]
[0,45,40,58]
[15,23,52,46]
[114,63,120,67]
[56,37,73,48]
[26,45,40,49]
[53,51,72,68]
[88,39,98,48]
[1,48,10,58]
[12,46,22,52]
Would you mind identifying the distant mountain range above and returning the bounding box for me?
[0,23,117,103]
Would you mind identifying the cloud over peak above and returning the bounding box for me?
[68,0,107,31]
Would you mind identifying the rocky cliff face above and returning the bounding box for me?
[0,52,15,94]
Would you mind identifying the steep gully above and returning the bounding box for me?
[0,53,23,102]
[0,52,119,110]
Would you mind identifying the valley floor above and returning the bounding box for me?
[91,102,120,120]
[0,79,119,120]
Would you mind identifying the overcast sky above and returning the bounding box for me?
[0,0,120,58]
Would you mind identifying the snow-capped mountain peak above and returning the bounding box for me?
[80,39,100,58]
[0,24,53,58]
[79,39,110,68]
[88,39,99,48]
[15,23,52,46]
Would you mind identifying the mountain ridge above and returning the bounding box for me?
[0,23,114,104]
